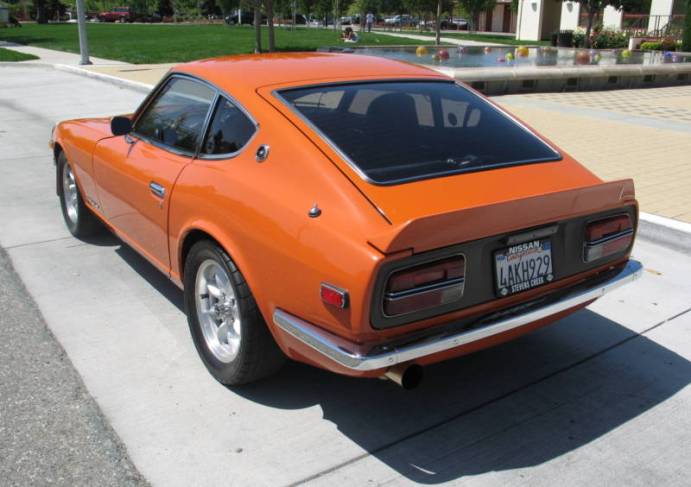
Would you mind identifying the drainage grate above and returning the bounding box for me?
[644,74,655,83]
[608,76,618,84]
[521,79,536,89]
[471,81,486,91]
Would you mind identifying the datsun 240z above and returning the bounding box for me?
[50,53,642,389]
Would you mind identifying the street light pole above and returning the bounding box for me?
[75,0,91,65]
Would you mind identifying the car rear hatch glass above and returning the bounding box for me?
[277,80,561,185]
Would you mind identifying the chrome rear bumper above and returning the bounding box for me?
[273,260,643,371]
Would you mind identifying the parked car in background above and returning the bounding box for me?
[224,11,266,25]
[50,53,641,390]
[443,17,468,30]
[97,6,130,22]
[419,17,468,30]
[279,13,307,25]
[135,12,162,23]
[384,14,417,27]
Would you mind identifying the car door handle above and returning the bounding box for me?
[149,181,165,199]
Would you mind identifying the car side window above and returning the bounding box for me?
[201,97,256,156]
[135,77,215,154]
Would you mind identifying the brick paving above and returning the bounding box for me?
[495,86,691,223]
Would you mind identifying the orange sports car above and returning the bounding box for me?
[50,53,642,389]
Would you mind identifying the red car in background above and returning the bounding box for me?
[97,7,130,22]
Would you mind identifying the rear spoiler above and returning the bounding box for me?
[368,179,636,254]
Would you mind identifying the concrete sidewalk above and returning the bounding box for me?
[372,30,504,46]
[0,41,126,65]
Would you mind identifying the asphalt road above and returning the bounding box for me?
[1,65,690,486]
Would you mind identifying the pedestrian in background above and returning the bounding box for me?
[366,12,374,33]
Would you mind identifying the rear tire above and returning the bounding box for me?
[57,151,101,239]
[184,240,285,385]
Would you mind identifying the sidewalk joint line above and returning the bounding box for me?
[287,305,691,486]
[5,236,74,250]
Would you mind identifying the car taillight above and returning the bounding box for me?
[583,214,634,262]
[321,283,348,309]
[384,256,465,316]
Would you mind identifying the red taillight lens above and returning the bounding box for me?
[384,256,465,316]
[584,214,633,262]
[320,283,348,309]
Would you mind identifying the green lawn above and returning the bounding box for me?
[0,23,430,64]
[0,46,39,62]
[413,31,550,46]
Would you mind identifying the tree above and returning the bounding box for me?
[683,0,691,52]
[253,0,262,52]
[456,0,494,31]
[266,0,275,51]
[567,0,648,47]
[35,0,48,22]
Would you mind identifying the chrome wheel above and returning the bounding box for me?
[62,163,79,224]
[195,259,241,363]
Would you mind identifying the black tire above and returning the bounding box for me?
[184,240,285,385]
[57,151,102,239]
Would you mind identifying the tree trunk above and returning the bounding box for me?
[36,0,47,24]
[267,0,275,51]
[435,0,442,45]
[585,7,595,48]
[683,0,691,52]
[254,5,262,53]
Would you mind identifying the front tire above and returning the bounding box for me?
[57,152,101,238]
[184,241,285,385]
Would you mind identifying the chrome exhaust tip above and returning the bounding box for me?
[384,363,424,390]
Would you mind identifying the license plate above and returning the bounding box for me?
[495,239,554,297]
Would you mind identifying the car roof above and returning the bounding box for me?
[171,52,448,98]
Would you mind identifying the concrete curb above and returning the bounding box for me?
[638,212,691,254]
[54,64,154,93]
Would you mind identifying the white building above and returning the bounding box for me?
[512,0,686,41]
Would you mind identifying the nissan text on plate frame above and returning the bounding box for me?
[49,53,642,389]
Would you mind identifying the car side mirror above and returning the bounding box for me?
[111,116,133,136]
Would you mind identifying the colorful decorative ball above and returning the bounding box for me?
[575,50,590,65]
[594,53,602,63]
[498,56,506,63]
[437,49,449,60]
[505,52,514,62]
[516,46,529,57]
[484,46,492,54]
[621,49,632,58]
[416,46,429,57]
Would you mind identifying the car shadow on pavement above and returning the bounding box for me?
[108,238,690,483]
[111,238,185,313]
[233,311,691,484]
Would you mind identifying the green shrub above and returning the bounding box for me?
[573,30,585,47]
[661,37,678,51]
[640,37,680,52]
[591,29,630,49]
[640,41,662,50]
